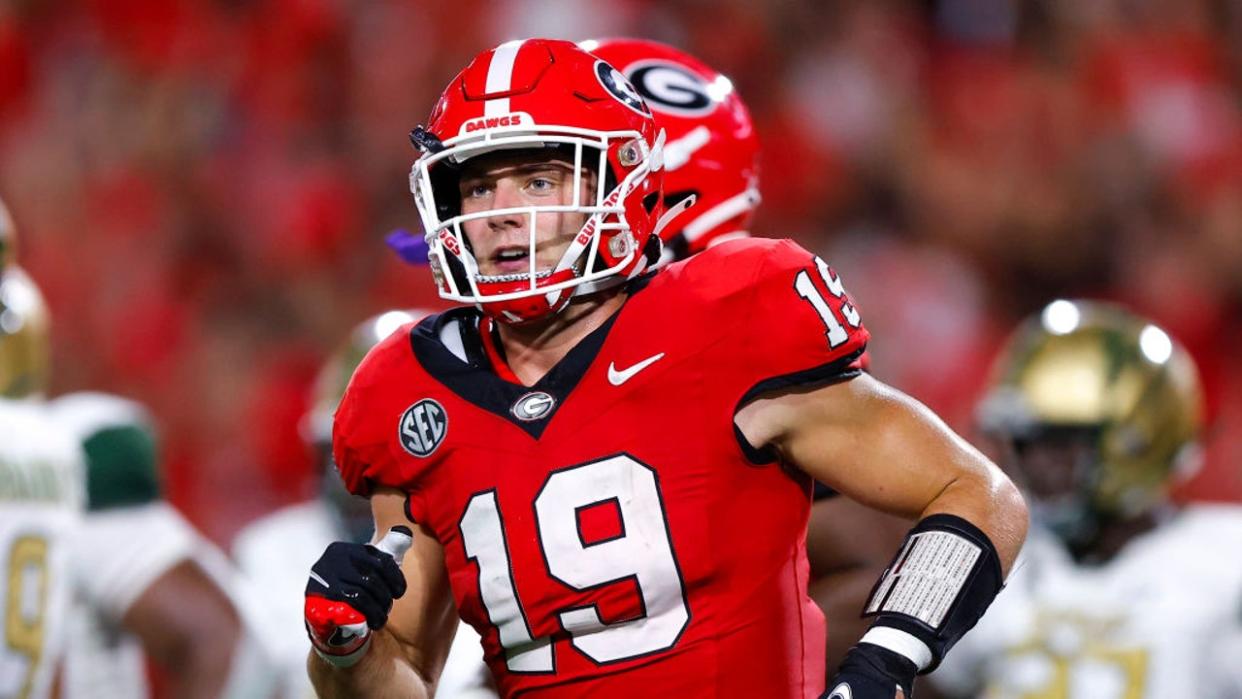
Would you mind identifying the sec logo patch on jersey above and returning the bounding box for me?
[399,399,447,457]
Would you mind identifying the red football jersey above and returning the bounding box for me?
[334,238,869,698]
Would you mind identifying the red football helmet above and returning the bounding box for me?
[409,39,666,324]
[583,38,761,262]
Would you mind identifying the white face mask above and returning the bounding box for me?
[411,126,666,320]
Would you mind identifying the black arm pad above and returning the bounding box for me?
[861,513,1005,674]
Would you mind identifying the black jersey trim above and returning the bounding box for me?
[625,268,659,295]
[409,307,620,439]
[732,347,866,465]
[732,422,773,464]
[403,493,418,524]
[813,481,839,501]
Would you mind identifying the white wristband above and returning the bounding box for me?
[860,627,933,672]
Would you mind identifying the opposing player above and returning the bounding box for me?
[47,390,278,699]
[234,309,497,699]
[587,37,913,674]
[929,300,1242,698]
[0,198,84,699]
[306,39,1027,699]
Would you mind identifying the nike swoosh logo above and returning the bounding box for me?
[607,353,665,386]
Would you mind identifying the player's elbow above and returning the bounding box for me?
[927,463,1028,578]
[978,470,1029,576]
[997,474,1028,534]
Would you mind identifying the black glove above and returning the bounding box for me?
[823,643,917,699]
[304,526,412,665]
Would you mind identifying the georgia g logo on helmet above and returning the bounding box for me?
[594,60,651,117]
[624,60,716,117]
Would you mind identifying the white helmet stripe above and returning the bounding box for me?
[681,187,761,243]
[485,39,525,118]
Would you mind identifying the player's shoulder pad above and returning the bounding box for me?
[658,237,813,306]
[342,317,426,395]
[0,398,83,506]
[714,237,869,413]
[49,391,161,511]
[670,236,866,348]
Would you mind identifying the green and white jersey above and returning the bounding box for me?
[233,500,341,699]
[234,499,497,699]
[49,391,277,699]
[0,397,85,699]
[931,504,1242,699]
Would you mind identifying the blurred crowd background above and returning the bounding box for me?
[1,0,1239,544]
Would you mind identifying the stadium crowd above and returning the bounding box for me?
[1,0,1239,544]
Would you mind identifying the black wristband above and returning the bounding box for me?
[861,513,1005,674]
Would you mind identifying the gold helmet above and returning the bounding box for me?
[0,266,51,399]
[0,197,16,269]
[979,300,1203,544]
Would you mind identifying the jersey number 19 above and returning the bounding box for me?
[459,454,690,673]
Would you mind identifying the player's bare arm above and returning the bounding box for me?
[737,372,1029,697]
[308,487,458,699]
[736,373,1027,568]
[122,560,243,699]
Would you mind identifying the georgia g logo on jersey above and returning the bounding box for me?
[511,391,556,421]
[595,60,651,117]
[624,60,716,116]
[399,399,447,457]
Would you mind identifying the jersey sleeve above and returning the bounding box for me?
[732,239,869,403]
[331,324,424,507]
[71,502,198,619]
[332,373,401,499]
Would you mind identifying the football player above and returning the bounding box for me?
[305,39,1028,699]
[586,37,913,674]
[234,309,498,699]
[0,197,84,699]
[47,390,278,699]
[577,38,761,262]
[928,300,1242,698]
